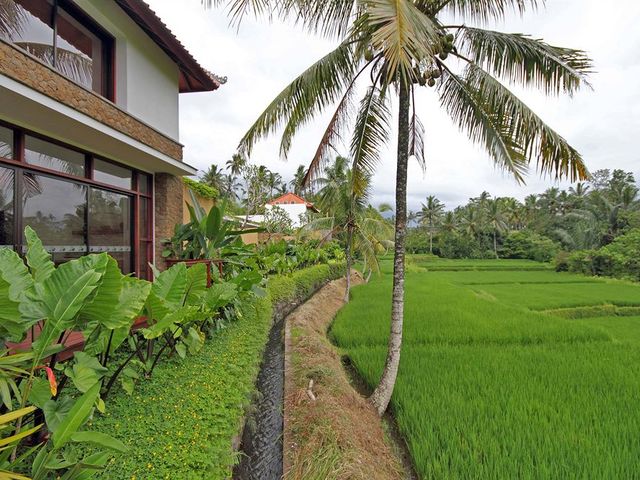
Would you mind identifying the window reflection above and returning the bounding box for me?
[0,1,55,66]
[94,159,132,190]
[0,167,14,247]
[25,135,85,176]
[22,174,87,264]
[0,127,13,159]
[89,188,132,273]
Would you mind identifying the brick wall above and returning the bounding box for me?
[154,173,184,270]
[0,40,183,161]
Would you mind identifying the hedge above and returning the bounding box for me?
[183,177,219,200]
[88,262,345,479]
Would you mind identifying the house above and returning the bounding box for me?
[0,0,223,279]
[265,192,319,228]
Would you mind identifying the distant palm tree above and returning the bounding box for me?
[200,165,226,193]
[206,0,592,415]
[485,199,507,258]
[417,195,444,254]
[225,153,247,198]
[266,170,282,199]
[440,211,457,234]
[290,165,307,195]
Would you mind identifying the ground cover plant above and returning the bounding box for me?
[88,262,345,479]
[331,258,640,478]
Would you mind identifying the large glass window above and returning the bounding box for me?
[89,188,132,273]
[0,127,13,159]
[94,159,132,190]
[0,0,113,99]
[0,123,151,277]
[25,135,85,176]
[22,173,88,264]
[0,167,14,247]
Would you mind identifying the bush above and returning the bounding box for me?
[555,251,570,272]
[183,177,219,200]
[567,229,640,281]
[501,230,558,262]
[89,262,345,478]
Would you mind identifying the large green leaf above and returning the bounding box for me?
[70,432,127,452]
[0,276,25,341]
[24,226,55,284]
[142,306,201,340]
[150,262,187,307]
[0,248,34,303]
[204,282,238,310]
[205,204,223,241]
[64,352,108,393]
[43,396,74,433]
[78,257,123,327]
[184,263,208,306]
[32,267,103,363]
[51,382,101,450]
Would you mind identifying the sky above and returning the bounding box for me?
[146,0,640,211]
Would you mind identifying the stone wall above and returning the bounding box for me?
[154,173,184,270]
[0,40,182,161]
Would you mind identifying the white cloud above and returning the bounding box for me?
[146,0,640,211]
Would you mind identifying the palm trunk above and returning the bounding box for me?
[344,221,353,303]
[493,231,499,259]
[429,229,433,255]
[370,80,410,416]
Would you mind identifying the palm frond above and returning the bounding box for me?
[463,64,588,181]
[409,90,426,172]
[458,27,593,95]
[238,41,359,159]
[439,65,529,183]
[350,86,391,196]
[440,0,542,22]
[365,0,438,84]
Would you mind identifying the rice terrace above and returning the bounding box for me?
[331,257,640,478]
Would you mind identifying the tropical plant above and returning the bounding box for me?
[417,195,444,254]
[205,0,591,414]
[200,165,227,193]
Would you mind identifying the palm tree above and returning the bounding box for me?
[225,153,247,198]
[485,199,507,258]
[417,195,444,254]
[206,0,591,415]
[266,170,282,199]
[290,165,308,195]
[200,165,226,193]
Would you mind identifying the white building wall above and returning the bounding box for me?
[73,0,180,141]
[265,203,308,228]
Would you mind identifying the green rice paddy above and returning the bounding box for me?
[331,259,640,478]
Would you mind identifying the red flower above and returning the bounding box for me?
[36,366,58,397]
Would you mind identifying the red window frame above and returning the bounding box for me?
[0,120,153,279]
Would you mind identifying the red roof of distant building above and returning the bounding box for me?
[268,193,319,212]
[115,0,225,93]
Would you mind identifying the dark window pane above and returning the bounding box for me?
[22,174,87,259]
[139,240,151,280]
[0,127,13,159]
[25,135,85,176]
[0,167,14,247]
[0,1,55,66]
[55,7,99,92]
[88,188,132,273]
[139,197,149,239]
[138,173,151,195]
[94,159,132,190]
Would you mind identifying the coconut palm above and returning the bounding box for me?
[200,164,226,193]
[205,0,591,414]
[485,198,507,258]
[417,195,444,254]
[290,165,308,195]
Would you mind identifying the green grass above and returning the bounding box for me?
[332,257,640,478]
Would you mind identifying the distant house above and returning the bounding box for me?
[266,192,319,228]
[0,0,224,278]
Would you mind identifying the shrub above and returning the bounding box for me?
[183,177,219,200]
[501,230,558,262]
[567,230,640,280]
[555,251,570,272]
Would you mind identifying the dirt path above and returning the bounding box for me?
[283,276,407,479]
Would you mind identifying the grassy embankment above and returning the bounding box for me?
[331,257,640,478]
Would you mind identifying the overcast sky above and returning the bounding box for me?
[147,0,640,211]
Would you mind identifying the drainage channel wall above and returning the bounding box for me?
[232,277,339,480]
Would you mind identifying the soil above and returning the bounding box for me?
[283,275,411,479]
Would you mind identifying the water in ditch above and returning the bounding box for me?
[233,316,285,480]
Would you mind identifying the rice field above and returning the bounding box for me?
[331,258,640,478]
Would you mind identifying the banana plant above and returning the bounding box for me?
[163,189,263,260]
